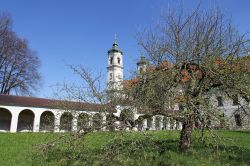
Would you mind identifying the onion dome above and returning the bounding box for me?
[137,56,148,66]
[108,35,123,54]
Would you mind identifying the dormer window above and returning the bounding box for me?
[217,96,223,107]
[117,57,120,64]
[110,57,113,65]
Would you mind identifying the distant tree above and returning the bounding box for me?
[0,14,41,95]
[128,8,250,151]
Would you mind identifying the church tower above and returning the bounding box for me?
[107,36,123,91]
[137,55,148,75]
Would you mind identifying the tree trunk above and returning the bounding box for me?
[179,115,194,152]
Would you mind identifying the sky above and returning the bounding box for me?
[0,0,250,98]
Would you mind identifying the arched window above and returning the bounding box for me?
[110,57,113,64]
[217,96,223,107]
[233,95,239,105]
[234,114,242,127]
[139,68,143,74]
[109,73,112,80]
[117,57,121,64]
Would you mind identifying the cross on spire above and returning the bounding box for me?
[114,33,117,45]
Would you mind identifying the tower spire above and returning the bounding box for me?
[107,35,124,92]
[113,33,118,47]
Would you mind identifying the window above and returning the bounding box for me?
[117,57,120,64]
[139,68,143,74]
[109,73,112,80]
[110,57,113,64]
[217,96,223,107]
[118,74,121,80]
[233,95,239,105]
[234,114,242,127]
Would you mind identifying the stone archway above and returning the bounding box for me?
[162,116,169,130]
[138,120,143,131]
[0,108,12,132]
[60,112,73,131]
[92,113,103,131]
[40,111,55,132]
[17,109,35,132]
[77,113,90,131]
[147,117,153,130]
[120,109,134,130]
[155,116,162,130]
[106,114,116,131]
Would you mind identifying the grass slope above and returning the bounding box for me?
[0,130,250,165]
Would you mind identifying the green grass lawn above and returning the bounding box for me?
[0,130,250,166]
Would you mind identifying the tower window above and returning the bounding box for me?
[217,96,223,107]
[117,57,121,64]
[110,57,113,64]
[109,73,112,80]
[139,68,143,74]
[118,74,121,80]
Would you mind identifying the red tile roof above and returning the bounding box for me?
[0,94,105,111]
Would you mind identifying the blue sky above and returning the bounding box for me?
[0,0,250,98]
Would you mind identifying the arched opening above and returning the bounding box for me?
[106,114,116,131]
[170,118,175,129]
[217,96,223,107]
[92,113,102,131]
[138,120,143,131]
[233,95,239,105]
[110,57,113,64]
[117,57,121,64]
[155,116,162,130]
[163,117,169,130]
[147,117,153,130]
[0,108,12,132]
[17,109,34,132]
[109,73,112,80]
[234,114,242,127]
[60,112,73,131]
[139,67,143,74]
[175,121,180,130]
[77,113,90,131]
[120,109,134,130]
[40,111,55,132]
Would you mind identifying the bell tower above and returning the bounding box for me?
[107,35,123,91]
[137,55,148,75]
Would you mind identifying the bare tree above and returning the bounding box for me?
[130,8,250,151]
[0,13,41,95]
